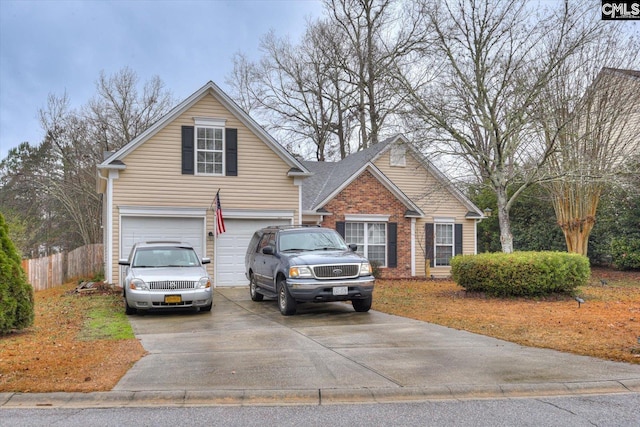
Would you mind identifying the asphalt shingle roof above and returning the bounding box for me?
[301,136,395,211]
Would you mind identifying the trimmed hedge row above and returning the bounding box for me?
[450,251,590,297]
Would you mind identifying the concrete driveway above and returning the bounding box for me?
[112,286,640,404]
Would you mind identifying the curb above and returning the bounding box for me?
[2,380,639,408]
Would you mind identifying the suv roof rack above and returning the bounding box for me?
[264,225,321,230]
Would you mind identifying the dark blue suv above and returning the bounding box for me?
[245,226,375,315]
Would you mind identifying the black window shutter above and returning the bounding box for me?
[336,221,345,238]
[454,224,463,256]
[425,223,434,268]
[181,126,194,175]
[387,222,397,268]
[225,128,238,176]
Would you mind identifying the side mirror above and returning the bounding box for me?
[348,243,358,252]
[118,259,130,266]
[262,246,274,255]
[201,257,211,265]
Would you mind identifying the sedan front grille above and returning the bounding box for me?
[148,281,196,290]
[312,264,359,279]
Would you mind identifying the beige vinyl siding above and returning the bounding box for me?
[108,93,299,282]
[374,150,476,277]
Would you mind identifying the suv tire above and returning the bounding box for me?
[249,273,264,302]
[352,296,372,312]
[278,278,297,316]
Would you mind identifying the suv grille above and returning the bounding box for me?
[313,264,359,279]
[148,281,196,290]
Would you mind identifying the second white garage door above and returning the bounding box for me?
[215,218,290,286]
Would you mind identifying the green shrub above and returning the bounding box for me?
[610,237,640,270]
[0,213,34,334]
[451,251,590,297]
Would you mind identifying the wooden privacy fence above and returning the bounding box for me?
[21,244,104,291]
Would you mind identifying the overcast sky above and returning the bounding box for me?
[0,0,324,161]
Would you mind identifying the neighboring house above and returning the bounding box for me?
[593,68,640,161]
[97,81,484,286]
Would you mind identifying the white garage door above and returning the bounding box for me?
[120,216,205,260]
[215,218,290,286]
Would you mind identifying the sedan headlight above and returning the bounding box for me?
[129,278,148,290]
[359,262,372,276]
[197,277,212,289]
[289,266,313,278]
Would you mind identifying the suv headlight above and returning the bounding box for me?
[130,278,148,290]
[359,262,372,276]
[289,266,313,278]
[197,277,212,289]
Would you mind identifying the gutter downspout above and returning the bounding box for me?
[97,172,113,284]
[411,218,416,276]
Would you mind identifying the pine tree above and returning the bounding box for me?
[0,212,34,333]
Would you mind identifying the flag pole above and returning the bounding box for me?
[213,189,219,289]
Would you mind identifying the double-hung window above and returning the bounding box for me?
[196,126,224,174]
[345,222,387,266]
[194,118,226,175]
[434,222,454,266]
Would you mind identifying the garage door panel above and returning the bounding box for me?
[121,217,205,259]
[215,218,290,286]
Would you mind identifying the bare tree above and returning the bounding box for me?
[226,0,420,159]
[0,69,176,252]
[85,67,174,153]
[539,27,640,255]
[395,0,610,253]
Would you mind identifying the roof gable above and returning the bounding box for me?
[98,81,309,175]
[301,134,483,217]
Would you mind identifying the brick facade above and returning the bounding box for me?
[320,169,413,278]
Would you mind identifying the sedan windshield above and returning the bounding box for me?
[279,231,348,252]
[132,247,200,268]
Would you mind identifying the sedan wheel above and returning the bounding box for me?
[124,290,137,315]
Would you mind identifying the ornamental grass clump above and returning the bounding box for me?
[451,251,590,297]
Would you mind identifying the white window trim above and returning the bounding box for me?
[345,221,388,267]
[345,214,390,222]
[195,123,225,176]
[194,117,226,127]
[434,222,454,267]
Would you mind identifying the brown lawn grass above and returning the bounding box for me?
[0,267,638,393]
[0,283,146,393]
[373,268,640,364]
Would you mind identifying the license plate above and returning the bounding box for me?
[164,295,182,304]
[332,286,348,296]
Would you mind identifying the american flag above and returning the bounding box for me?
[214,191,226,235]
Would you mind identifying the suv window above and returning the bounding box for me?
[279,230,347,252]
[257,233,276,252]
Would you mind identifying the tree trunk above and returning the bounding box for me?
[496,186,514,253]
